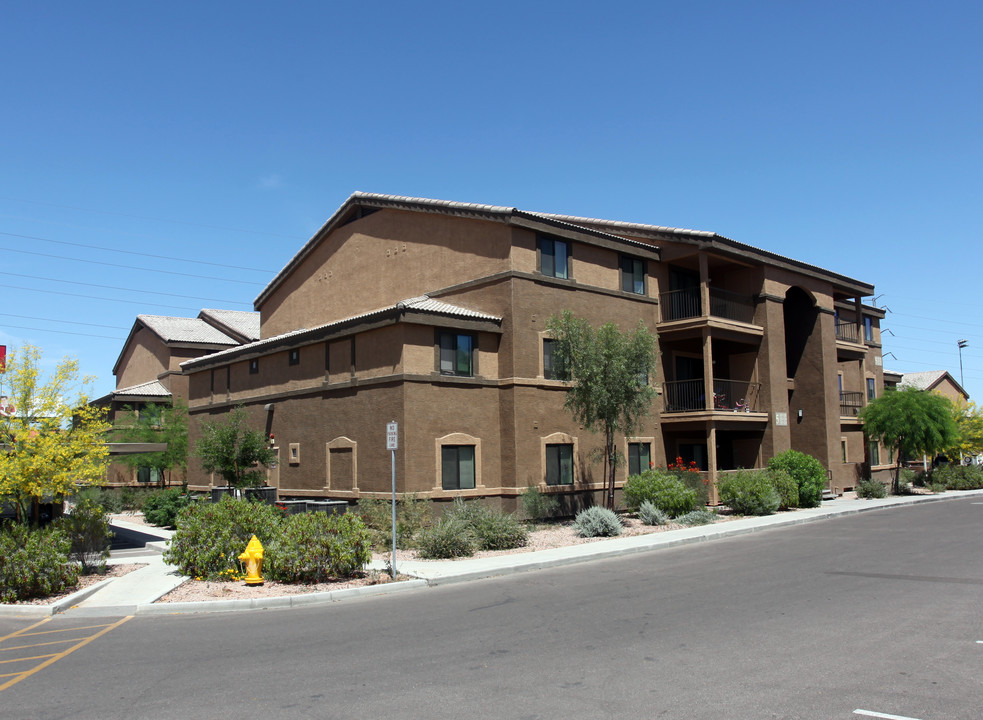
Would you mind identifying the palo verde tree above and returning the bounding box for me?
[941,398,983,461]
[546,311,658,509]
[112,399,189,486]
[0,344,111,524]
[195,405,277,490]
[858,386,958,494]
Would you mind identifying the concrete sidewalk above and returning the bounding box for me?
[1,490,979,618]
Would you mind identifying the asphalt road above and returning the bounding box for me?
[2,498,981,720]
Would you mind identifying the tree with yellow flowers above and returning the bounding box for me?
[943,398,983,461]
[0,345,110,524]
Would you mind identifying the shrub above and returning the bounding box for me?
[60,498,113,574]
[0,523,79,602]
[142,488,193,528]
[163,497,284,579]
[623,470,702,517]
[416,516,476,559]
[74,487,124,514]
[767,468,799,509]
[717,470,780,516]
[856,477,888,499]
[445,500,527,551]
[356,494,431,550]
[637,500,668,526]
[267,513,372,582]
[768,450,827,508]
[928,481,947,494]
[677,509,717,526]
[574,506,622,537]
[521,486,559,521]
[932,464,983,491]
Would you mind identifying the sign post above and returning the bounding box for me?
[386,421,398,578]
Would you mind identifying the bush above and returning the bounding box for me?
[74,486,124,514]
[163,497,284,579]
[767,468,799,509]
[142,488,193,528]
[638,500,668,526]
[856,477,888,499]
[574,506,622,537]
[267,513,372,582]
[928,481,947,494]
[521,486,559,521]
[717,470,781,516]
[767,450,827,508]
[445,500,527,551]
[60,498,113,574]
[677,509,717,526]
[623,470,702,517]
[416,516,476,559]
[0,523,79,602]
[356,494,431,550]
[932,464,983,490]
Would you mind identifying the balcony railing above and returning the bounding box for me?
[663,378,762,413]
[660,287,755,323]
[835,322,860,343]
[840,390,863,417]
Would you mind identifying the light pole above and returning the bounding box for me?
[958,339,967,388]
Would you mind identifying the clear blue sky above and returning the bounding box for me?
[2,1,980,402]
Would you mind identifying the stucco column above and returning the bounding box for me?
[703,329,714,410]
[707,422,719,504]
[699,253,710,318]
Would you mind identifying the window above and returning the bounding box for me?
[841,438,848,463]
[628,442,651,476]
[867,377,876,401]
[439,332,474,377]
[137,466,162,484]
[545,443,574,485]
[868,441,880,466]
[543,339,569,380]
[249,359,259,375]
[539,236,569,279]
[620,255,646,295]
[289,348,300,366]
[864,316,874,343]
[441,445,476,490]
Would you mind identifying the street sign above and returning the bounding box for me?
[386,421,398,450]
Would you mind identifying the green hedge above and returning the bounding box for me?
[767,450,827,508]
[623,470,703,517]
[0,523,79,603]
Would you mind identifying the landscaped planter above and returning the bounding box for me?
[244,486,277,505]
[307,500,348,516]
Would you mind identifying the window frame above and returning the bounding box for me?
[440,445,477,491]
[542,338,569,381]
[545,443,574,486]
[620,255,647,295]
[627,441,651,477]
[538,235,570,280]
[288,348,300,366]
[249,358,259,375]
[438,330,476,377]
[866,377,876,401]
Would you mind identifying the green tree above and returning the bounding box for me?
[112,400,189,486]
[546,311,658,509]
[195,405,276,489]
[942,398,983,460]
[0,344,110,524]
[858,387,958,494]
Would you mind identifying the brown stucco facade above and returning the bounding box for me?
[171,193,889,506]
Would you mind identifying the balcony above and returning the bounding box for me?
[840,390,863,417]
[660,287,755,324]
[663,378,762,413]
[835,322,860,343]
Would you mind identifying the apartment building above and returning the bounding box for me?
[161,193,891,507]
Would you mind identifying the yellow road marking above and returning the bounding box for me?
[0,616,133,693]
[1,638,87,652]
[0,617,52,643]
[13,622,117,638]
[0,653,59,665]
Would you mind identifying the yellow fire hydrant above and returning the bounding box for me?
[238,535,264,586]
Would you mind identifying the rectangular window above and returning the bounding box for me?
[841,438,848,463]
[620,255,646,294]
[867,377,876,401]
[249,359,259,375]
[539,236,569,279]
[869,441,880,466]
[545,443,574,485]
[441,445,476,490]
[543,339,569,380]
[137,467,161,484]
[439,332,474,377]
[864,316,874,343]
[628,442,651,476]
[289,348,300,366]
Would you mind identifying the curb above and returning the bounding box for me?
[0,576,118,618]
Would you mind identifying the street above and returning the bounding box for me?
[2,498,981,719]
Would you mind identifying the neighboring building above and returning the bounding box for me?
[896,370,969,404]
[163,192,889,507]
[96,309,259,485]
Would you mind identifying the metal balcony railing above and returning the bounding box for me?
[661,287,755,323]
[840,390,863,417]
[663,378,761,413]
[835,322,860,343]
